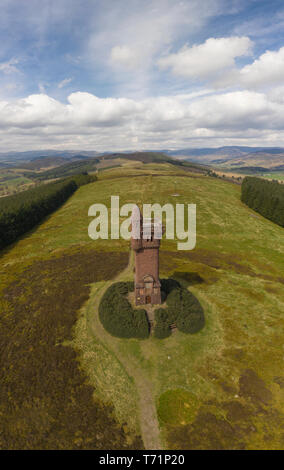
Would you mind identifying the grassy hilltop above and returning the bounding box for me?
[0,160,284,449]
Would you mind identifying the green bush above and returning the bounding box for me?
[99,282,149,339]
[154,309,171,339]
[155,305,176,325]
[176,308,205,334]
[154,281,205,338]
[160,278,180,296]
[126,281,135,292]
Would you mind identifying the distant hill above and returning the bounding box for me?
[19,156,69,170]
[27,158,99,181]
[164,147,284,171]
[0,150,102,165]
[18,154,97,171]
[101,152,209,174]
[167,146,284,159]
[2,146,284,171]
[219,152,284,170]
[105,151,172,164]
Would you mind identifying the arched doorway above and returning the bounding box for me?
[143,275,154,304]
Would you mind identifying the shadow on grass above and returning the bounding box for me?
[172,271,205,287]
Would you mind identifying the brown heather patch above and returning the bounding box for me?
[274,377,284,389]
[0,249,143,450]
[265,285,282,294]
[239,369,273,405]
[160,249,284,285]
[222,401,252,422]
[166,368,284,450]
[239,287,266,302]
[167,410,246,450]
[219,381,238,395]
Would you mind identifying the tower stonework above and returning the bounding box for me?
[131,206,163,305]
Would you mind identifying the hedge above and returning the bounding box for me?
[99,282,149,339]
[154,280,205,338]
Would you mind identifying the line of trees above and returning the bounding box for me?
[0,173,97,250]
[241,176,284,227]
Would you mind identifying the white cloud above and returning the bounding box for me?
[86,0,224,94]
[66,92,141,125]
[58,77,72,89]
[187,91,276,130]
[240,46,284,88]
[1,89,284,151]
[110,46,139,69]
[157,39,284,93]
[158,36,253,79]
[213,45,284,90]
[268,85,284,104]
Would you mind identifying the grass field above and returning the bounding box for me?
[0,169,35,196]
[261,172,284,181]
[1,161,284,449]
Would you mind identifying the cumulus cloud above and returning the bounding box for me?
[2,1,284,152]
[240,46,284,88]
[158,36,253,80]
[157,38,284,93]
[1,89,284,151]
[214,45,284,90]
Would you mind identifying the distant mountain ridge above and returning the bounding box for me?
[165,146,284,170]
[1,146,284,170]
[167,146,284,157]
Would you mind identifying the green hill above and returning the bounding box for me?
[0,162,283,450]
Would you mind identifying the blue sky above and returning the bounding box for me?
[1,0,284,151]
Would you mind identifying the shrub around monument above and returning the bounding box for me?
[167,287,205,333]
[160,278,181,296]
[154,282,205,338]
[99,282,149,339]
[154,309,172,339]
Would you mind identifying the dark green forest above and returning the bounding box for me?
[241,177,284,227]
[0,173,96,250]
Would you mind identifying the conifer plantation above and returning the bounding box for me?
[0,173,96,249]
[241,177,284,227]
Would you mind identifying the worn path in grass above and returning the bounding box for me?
[86,250,162,450]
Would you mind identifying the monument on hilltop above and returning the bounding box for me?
[131,205,164,305]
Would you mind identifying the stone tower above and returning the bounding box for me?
[131,205,163,305]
